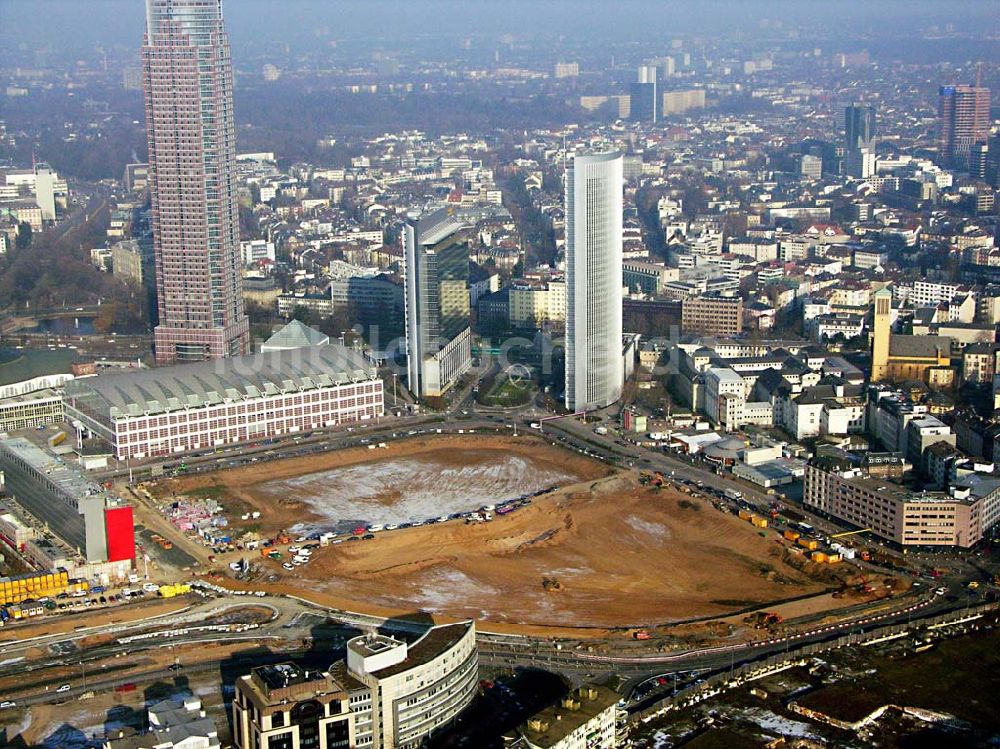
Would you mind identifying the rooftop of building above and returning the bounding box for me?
[244,662,348,706]
[0,387,63,406]
[888,334,953,360]
[519,684,619,748]
[707,366,745,384]
[63,344,376,420]
[260,320,330,350]
[810,446,857,472]
[0,347,84,389]
[410,206,469,246]
[362,621,473,679]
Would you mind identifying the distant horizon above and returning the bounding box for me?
[4,0,999,61]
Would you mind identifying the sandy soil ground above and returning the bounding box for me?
[263,475,829,628]
[156,434,607,536]
[149,436,863,635]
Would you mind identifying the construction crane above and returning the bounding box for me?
[830,528,871,539]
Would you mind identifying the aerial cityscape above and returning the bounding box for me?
[1,0,999,747]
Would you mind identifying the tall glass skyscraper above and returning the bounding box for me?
[565,152,623,413]
[403,208,472,398]
[844,103,877,178]
[844,103,876,152]
[143,0,249,364]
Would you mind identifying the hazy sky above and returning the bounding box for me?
[4,0,999,58]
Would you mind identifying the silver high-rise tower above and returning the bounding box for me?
[403,208,472,399]
[565,152,624,413]
[143,0,249,364]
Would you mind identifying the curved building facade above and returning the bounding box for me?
[565,152,624,412]
[343,621,478,748]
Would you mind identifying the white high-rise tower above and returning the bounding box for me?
[565,151,624,412]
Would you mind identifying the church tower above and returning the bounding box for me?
[871,287,892,382]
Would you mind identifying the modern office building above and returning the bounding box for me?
[986,133,1000,188]
[937,84,991,170]
[343,622,478,748]
[660,88,706,115]
[805,451,1000,548]
[630,65,658,122]
[553,62,580,79]
[844,103,876,178]
[63,345,383,461]
[233,621,478,749]
[681,294,743,336]
[0,438,135,577]
[509,279,567,328]
[622,260,677,296]
[232,664,354,749]
[143,0,249,363]
[844,103,876,151]
[2,165,67,221]
[403,208,473,398]
[32,164,57,221]
[565,151,624,412]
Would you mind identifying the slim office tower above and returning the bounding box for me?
[565,152,624,413]
[143,0,249,364]
[938,84,991,170]
[844,104,876,178]
[844,104,876,151]
[630,65,658,123]
[986,134,1000,188]
[403,208,473,399]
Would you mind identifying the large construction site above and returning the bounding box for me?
[147,434,876,635]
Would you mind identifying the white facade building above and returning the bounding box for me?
[565,152,624,412]
[704,367,747,428]
[510,280,567,327]
[345,621,478,748]
[63,345,382,461]
[241,239,276,265]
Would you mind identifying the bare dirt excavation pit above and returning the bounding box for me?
[160,435,838,629]
[254,448,580,532]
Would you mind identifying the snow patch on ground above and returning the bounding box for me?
[743,708,822,739]
[413,569,499,611]
[257,453,574,530]
[626,515,671,539]
[652,730,672,748]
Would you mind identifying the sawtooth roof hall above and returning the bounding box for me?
[64,344,377,422]
[63,344,384,461]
